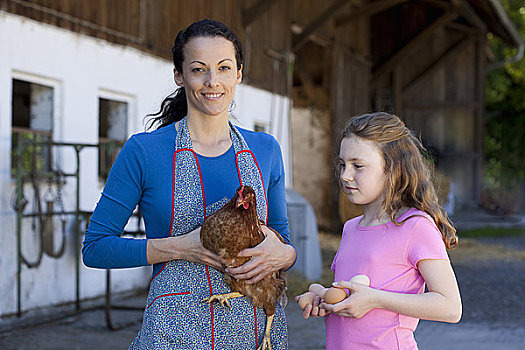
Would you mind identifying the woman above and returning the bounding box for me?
[82,19,296,349]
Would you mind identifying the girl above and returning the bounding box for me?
[297,112,461,349]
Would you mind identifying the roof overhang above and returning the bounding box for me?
[468,0,524,68]
[468,0,523,47]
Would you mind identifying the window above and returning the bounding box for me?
[11,79,54,177]
[98,98,128,180]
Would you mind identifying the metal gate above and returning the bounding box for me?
[12,138,143,329]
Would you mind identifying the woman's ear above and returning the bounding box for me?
[174,68,184,86]
[237,65,243,84]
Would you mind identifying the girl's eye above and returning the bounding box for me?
[219,65,231,71]
[191,67,204,73]
[354,164,363,169]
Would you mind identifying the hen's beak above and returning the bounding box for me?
[236,198,250,209]
[236,186,248,209]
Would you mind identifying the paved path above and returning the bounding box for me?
[2,227,525,349]
[2,297,524,349]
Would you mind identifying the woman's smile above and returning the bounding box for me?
[202,92,224,100]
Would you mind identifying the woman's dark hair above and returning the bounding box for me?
[146,19,243,130]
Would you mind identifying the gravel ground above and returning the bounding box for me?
[2,233,525,349]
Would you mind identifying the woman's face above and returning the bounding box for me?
[338,134,387,208]
[174,36,242,119]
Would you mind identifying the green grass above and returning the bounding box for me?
[458,226,525,238]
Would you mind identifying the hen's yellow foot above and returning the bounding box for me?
[257,314,274,350]
[201,292,244,308]
[257,336,272,350]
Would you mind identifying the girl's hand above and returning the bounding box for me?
[320,280,376,318]
[295,293,330,319]
[147,227,225,271]
[226,225,296,284]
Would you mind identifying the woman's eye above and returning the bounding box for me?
[191,67,204,73]
[354,164,363,169]
[219,65,231,71]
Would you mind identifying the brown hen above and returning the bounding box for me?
[200,185,287,350]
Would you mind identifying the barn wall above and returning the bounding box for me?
[400,27,483,207]
[291,107,333,230]
[290,5,371,229]
[0,0,292,96]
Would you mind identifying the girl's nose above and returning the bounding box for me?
[341,168,353,182]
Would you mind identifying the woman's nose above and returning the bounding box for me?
[205,70,219,88]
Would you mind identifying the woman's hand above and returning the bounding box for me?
[320,280,376,319]
[226,225,296,284]
[147,227,225,271]
[295,293,330,319]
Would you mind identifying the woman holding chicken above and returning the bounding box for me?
[82,19,296,349]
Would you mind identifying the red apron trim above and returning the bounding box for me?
[169,151,177,236]
[205,265,215,349]
[254,306,258,347]
[151,262,166,281]
[235,150,269,225]
[146,291,190,309]
[172,148,207,235]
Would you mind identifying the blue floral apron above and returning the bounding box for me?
[130,118,288,349]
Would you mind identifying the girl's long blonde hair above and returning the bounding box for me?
[339,112,458,249]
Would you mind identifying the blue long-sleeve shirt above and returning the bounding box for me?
[82,123,290,276]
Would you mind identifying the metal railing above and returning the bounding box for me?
[13,137,142,329]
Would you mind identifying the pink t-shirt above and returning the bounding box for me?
[325,208,449,350]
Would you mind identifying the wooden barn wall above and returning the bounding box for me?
[330,44,371,227]
[395,26,484,207]
[371,1,445,68]
[289,0,371,229]
[242,0,290,96]
[0,0,290,95]
[291,107,333,230]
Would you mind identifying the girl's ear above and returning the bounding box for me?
[174,68,184,86]
[236,64,243,84]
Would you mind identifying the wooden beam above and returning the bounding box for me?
[291,23,333,48]
[334,0,410,27]
[294,60,330,109]
[420,0,453,10]
[372,10,458,81]
[402,35,469,93]
[293,0,351,52]
[449,0,487,32]
[403,101,479,110]
[446,21,477,35]
[242,0,280,27]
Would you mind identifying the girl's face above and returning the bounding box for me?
[174,36,242,119]
[339,134,387,209]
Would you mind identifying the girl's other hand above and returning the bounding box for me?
[226,225,296,284]
[295,294,329,319]
[320,280,376,318]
